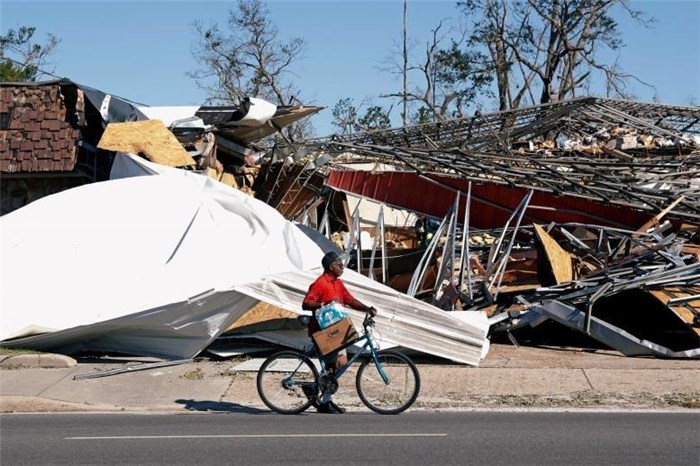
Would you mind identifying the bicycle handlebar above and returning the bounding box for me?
[363,313,375,328]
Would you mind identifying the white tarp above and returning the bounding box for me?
[1,167,323,358]
[346,194,417,229]
[135,97,277,128]
[1,154,488,363]
[233,97,277,126]
[136,106,202,127]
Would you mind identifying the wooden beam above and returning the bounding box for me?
[635,195,686,236]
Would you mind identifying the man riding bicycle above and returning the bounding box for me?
[302,250,378,414]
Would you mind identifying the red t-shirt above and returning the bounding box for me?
[303,272,355,335]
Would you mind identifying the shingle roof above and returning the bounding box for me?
[1,81,82,173]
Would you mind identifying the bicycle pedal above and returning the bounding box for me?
[301,384,318,396]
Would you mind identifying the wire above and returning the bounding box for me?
[1,56,150,107]
[2,56,64,80]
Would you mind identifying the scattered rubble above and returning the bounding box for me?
[246,97,700,359]
[2,87,699,362]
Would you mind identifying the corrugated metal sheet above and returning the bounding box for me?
[2,289,259,360]
[234,268,490,366]
[217,106,323,144]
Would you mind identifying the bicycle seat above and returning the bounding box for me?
[297,315,312,326]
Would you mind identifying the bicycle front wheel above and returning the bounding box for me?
[257,350,319,414]
[356,350,420,414]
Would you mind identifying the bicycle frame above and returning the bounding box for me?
[315,322,390,385]
[258,316,420,415]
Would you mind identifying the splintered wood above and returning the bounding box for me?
[533,224,573,284]
[226,302,298,333]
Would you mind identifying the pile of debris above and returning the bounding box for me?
[244,96,700,359]
[102,97,324,194]
[329,97,700,151]
[3,84,699,362]
[468,222,699,357]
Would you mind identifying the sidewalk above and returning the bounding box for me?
[1,344,698,413]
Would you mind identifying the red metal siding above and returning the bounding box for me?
[327,171,654,230]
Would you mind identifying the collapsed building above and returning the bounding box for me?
[250,97,700,358]
[0,79,323,214]
[0,79,146,214]
[1,86,698,362]
[0,79,488,365]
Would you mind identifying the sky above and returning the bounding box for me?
[3,0,699,137]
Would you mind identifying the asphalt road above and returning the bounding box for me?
[1,411,698,465]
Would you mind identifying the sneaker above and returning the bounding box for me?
[329,400,346,414]
[301,384,319,408]
[317,401,344,414]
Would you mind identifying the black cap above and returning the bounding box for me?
[322,251,346,270]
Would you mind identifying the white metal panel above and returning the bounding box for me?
[234,269,490,366]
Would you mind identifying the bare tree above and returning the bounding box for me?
[0,26,59,82]
[457,0,655,108]
[189,0,310,139]
[382,20,493,122]
[460,0,537,110]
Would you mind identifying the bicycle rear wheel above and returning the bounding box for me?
[257,350,319,414]
[356,350,420,414]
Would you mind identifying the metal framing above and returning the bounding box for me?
[322,97,700,149]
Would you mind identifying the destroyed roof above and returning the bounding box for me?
[1,154,489,364]
[1,78,147,174]
[1,80,82,173]
[326,97,700,149]
[306,98,700,226]
[6,78,149,124]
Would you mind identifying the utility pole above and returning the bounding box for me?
[402,0,408,127]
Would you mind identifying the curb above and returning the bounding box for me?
[2,395,698,414]
[0,353,77,369]
[0,396,123,413]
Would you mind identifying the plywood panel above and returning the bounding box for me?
[98,119,195,167]
[533,223,573,284]
[649,287,700,336]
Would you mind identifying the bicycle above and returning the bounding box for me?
[256,313,420,415]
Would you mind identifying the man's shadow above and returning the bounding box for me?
[175,399,270,414]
